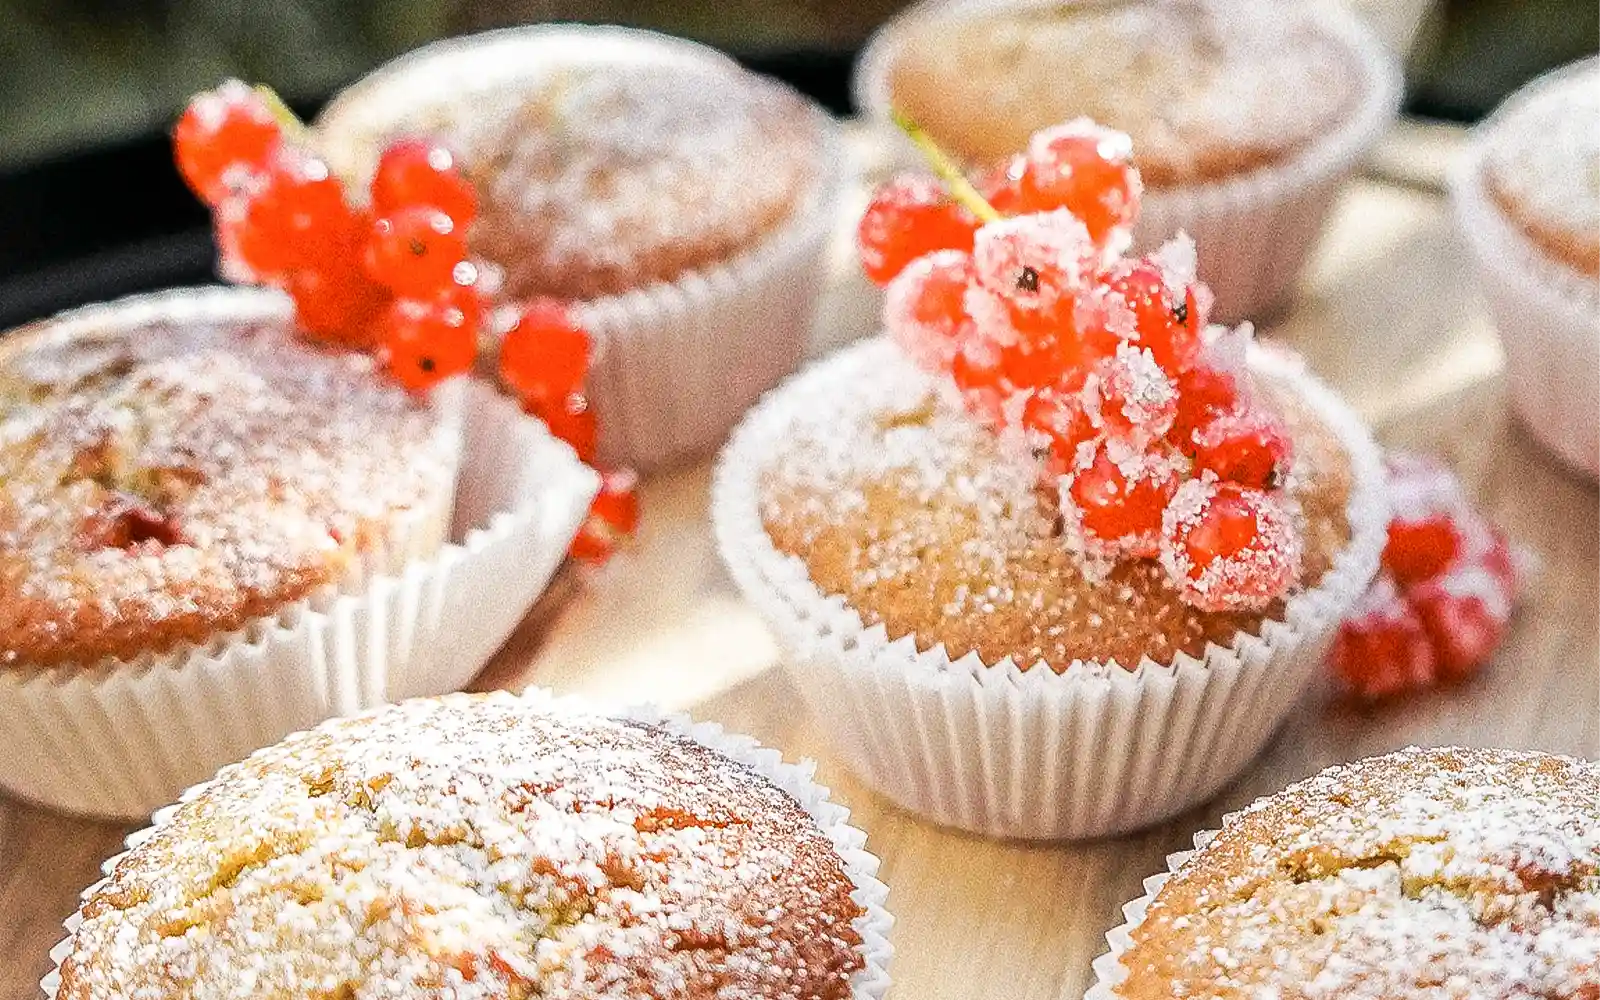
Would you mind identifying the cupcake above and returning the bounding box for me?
[855,0,1401,322]
[315,25,848,470]
[1451,57,1600,480]
[45,691,894,1000]
[1090,746,1600,998]
[714,119,1385,839]
[0,288,597,819]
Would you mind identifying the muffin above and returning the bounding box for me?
[855,0,1401,321]
[316,25,847,469]
[0,287,597,820]
[1092,746,1600,999]
[1451,57,1600,479]
[47,691,893,1000]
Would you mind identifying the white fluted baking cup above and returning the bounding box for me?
[1449,60,1600,481]
[1083,821,1225,1000]
[0,288,599,820]
[315,25,851,472]
[853,0,1402,324]
[40,688,894,1000]
[712,337,1386,840]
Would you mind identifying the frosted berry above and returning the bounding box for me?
[1025,389,1097,474]
[976,155,1028,215]
[371,137,478,226]
[949,341,1010,428]
[1066,445,1180,557]
[1190,404,1294,489]
[858,174,978,286]
[499,298,591,411]
[1017,120,1141,246]
[287,261,389,349]
[572,468,640,563]
[1410,570,1510,682]
[1168,364,1240,452]
[228,150,364,279]
[1329,576,1438,700]
[884,250,975,371]
[174,81,283,205]
[366,207,468,297]
[537,392,599,463]
[1383,512,1461,586]
[970,210,1098,317]
[1160,480,1299,612]
[381,295,477,392]
[1086,344,1177,443]
[1092,258,1201,371]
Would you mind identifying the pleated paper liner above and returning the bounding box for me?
[713,337,1386,840]
[852,0,1402,324]
[315,24,852,471]
[41,688,895,1000]
[0,287,599,820]
[1449,58,1600,481]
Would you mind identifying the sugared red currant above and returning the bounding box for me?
[1168,364,1240,452]
[228,149,365,279]
[537,392,599,463]
[1409,570,1510,682]
[1160,480,1299,612]
[366,207,469,297]
[1065,444,1180,556]
[949,341,1010,428]
[174,81,283,205]
[884,249,975,372]
[1086,344,1177,443]
[976,156,1028,215]
[571,468,640,563]
[287,261,389,349]
[1089,258,1202,372]
[970,210,1097,317]
[1025,388,1097,474]
[1329,576,1438,700]
[381,295,477,392]
[1017,120,1141,246]
[1382,513,1461,586]
[499,298,591,410]
[1190,404,1293,490]
[858,174,978,286]
[370,137,478,226]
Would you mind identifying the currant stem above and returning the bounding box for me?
[890,109,1001,224]
[253,85,309,143]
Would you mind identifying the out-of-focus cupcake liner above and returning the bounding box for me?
[0,287,599,820]
[712,337,1386,840]
[1449,60,1600,481]
[852,0,1403,323]
[42,688,894,1000]
[1082,820,1224,999]
[315,25,852,472]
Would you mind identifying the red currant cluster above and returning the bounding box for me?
[860,118,1297,611]
[1330,453,1519,700]
[174,81,637,563]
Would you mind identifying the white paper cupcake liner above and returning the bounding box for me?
[712,337,1386,840]
[40,688,894,1000]
[0,288,599,820]
[1448,61,1600,481]
[1083,820,1226,999]
[315,25,852,472]
[852,0,1402,324]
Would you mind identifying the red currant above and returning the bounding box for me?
[976,155,1028,215]
[1160,480,1299,611]
[1066,445,1180,557]
[535,392,599,463]
[883,249,975,371]
[970,210,1097,317]
[1024,389,1097,475]
[287,260,390,349]
[1168,364,1240,452]
[1090,259,1202,372]
[1382,513,1461,586]
[499,298,592,411]
[1409,571,1510,682]
[571,468,640,564]
[949,341,1010,429]
[1329,576,1438,700]
[1017,120,1141,245]
[173,81,283,205]
[228,149,364,280]
[1190,404,1294,490]
[370,137,478,226]
[381,295,478,392]
[366,207,468,297]
[1086,344,1177,443]
[857,174,978,286]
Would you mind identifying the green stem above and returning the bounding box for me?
[891,109,1001,224]
[254,85,309,142]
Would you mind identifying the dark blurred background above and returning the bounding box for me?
[0,0,1594,328]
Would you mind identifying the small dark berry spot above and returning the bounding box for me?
[1172,299,1189,326]
[419,357,436,373]
[1265,464,1283,490]
[1017,266,1041,294]
[408,237,427,257]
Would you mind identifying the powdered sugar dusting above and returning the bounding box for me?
[56,693,866,1000]
[1120,746,1600,999]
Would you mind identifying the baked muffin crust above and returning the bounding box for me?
[759,344,1352,671]
[0,312,451,669]
[884,0,1360,185]
[1116,746,1600,999]
[57,693,867,1000]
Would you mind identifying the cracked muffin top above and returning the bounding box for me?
[56,693,867,1000]
[0,305,455,669]
[1115,746,1600,999]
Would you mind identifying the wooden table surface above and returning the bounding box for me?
[2,124,1596,1000]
